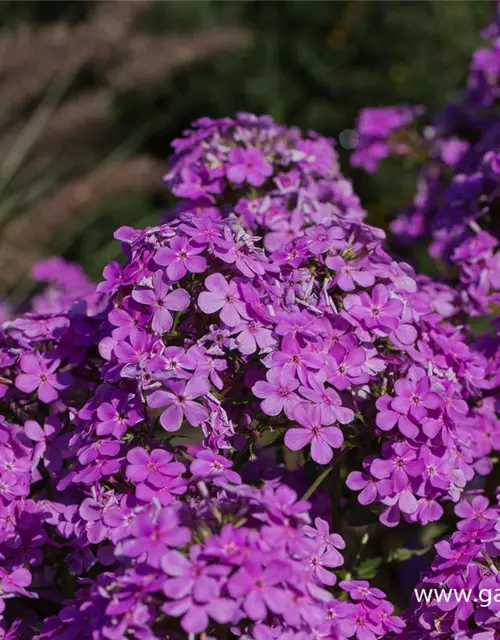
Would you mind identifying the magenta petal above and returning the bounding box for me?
[260,396,282,416]
[398,416,419,438]
[227,165,247,184]
[346,471,368,491]
[244,590,267,621]
[370,459,392,479]
[165,289,190,311]
[185,376,210,399]
[198,291,224,314]
[380,504,400,528]
[147,390,173,409]
[160,405,184,431]
[152,307,173,334]
[132,288,156,306]
[423,392,442,409]
[394,324,417,344]
[209,598,236,624]
[398,489,418,514]
[321,426,343,449]
[127,447,150,466]
[376,410,398,431]
[186,255,206,274]
[19,353,40,374]
[163,577,192,599]
[220,302,241,327]
[183,401,209,426]
[181,608,209,634]
[311,437,333,464]
[391,397,411,414]
[24,421,45,442]
[285,428,312,451]
[167,261,187,281]
[359,483,377,505]
[38,381,58,404]
[263,586,290,614]
[15,374,39,394]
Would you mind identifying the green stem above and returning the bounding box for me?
[301,448,349,501]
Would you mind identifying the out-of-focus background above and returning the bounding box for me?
[0,0,494,305]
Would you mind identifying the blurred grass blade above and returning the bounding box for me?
[0,63,79,197]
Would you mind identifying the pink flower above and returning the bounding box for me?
[119,509,190,568]
[154,235,207,281]
[285,404,343,464]
[345,284,404,332]
[303,517,346,557]
[271,334,324,385]
[328,345,366,390]
[190,450,241,484]
[15,352,72,404]
[126,447,184,487]
[376,376,442,438]
[326,256,375,291]
[252,368,300,418]
[197,273,247,327]
[226,147,273,187]
[298,377,354,425]
[148,377,210,431]
[228,561,291,621]
[132,270,190,334]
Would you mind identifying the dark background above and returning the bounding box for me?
[0,0,493,303]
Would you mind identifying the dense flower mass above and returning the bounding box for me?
[164,112,365,251]
[5,19,500,632]
[401,494,500,639]
[350,8,500,640]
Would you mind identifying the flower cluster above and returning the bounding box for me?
[401,493,500,639]
[164,113,365,251]
[37,471,403,640]
[351,17,500,318]
[350,10,500,640]
[350,105,422,174]
[1,98,500,639]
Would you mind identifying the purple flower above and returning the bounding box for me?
[15,352,72,403]
[78,439,122,466]
[148,377,210,431]
[226,147,273,187]
[119,508,191,568]
[198,273,247,327]
[298,378,354,425]
[24,417,67,471]
[161,594,235,634]
[154,235,207,281]
[190,450,241,484]
[285,404,343,464]
[370,443,424,514]
[252,368,300,418]
[126,447,184,487]
[376,376,442,438]
[346,470,385,506]
[271,334,324,385]
[345,284,403,332]
[328,346,366,390]
[96,395,143,438]
[303,517,346,557]
[326,256,375,291]
[228,561,292,621]
[132,270,190,333]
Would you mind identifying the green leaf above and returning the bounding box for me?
[387,547,431,563]
[355,557,383,579]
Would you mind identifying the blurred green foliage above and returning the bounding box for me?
[1,0,495,281]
